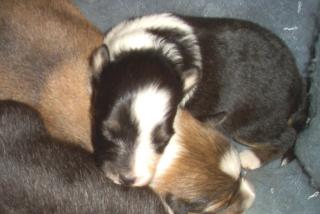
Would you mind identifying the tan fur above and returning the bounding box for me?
[38,59,92,149]
[151,109,253,213]
[153,109,233,198]
[0,0,103,151]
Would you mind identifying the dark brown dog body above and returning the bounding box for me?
[0,100,167,214]
[0,0,102,151]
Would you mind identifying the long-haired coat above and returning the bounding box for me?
[150,109,255,214]
[0,100,167,214]
[0,0,103,151]
[90,13,307,186]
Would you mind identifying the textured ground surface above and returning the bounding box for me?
[296,34,320,189]
[73,0,320,213]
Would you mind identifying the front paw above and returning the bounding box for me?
[240,150,261,170]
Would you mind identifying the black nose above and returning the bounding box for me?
[119,175,136,186]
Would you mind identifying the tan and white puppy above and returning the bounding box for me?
[150,109,255,214]
[0,0,103,151]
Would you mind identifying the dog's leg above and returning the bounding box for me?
[239,127,297,170]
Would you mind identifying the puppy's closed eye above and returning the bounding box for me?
[152,124,172,153]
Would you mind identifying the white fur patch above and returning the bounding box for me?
[105,13,193,45]
[240,179,256,209]
[240,150,261,170]
[151,134,182,182]
[180,86,197,107]
[179,67,199,106]
[131,85,171,186]
[103,13,202,69]
[133,135,158,186]
[92,48,106,71]
[106,30,183,64]
[183,69,198,91]
[150,112,183,187]
[220,148,241,179]
[132,85,171,137]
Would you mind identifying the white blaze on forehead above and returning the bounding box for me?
[220,147,241,179]
[132,85,171,134]
[131,85,172,185]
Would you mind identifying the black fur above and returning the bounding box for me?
[91,50,183,177]
[91,14,307,175]
[0,100,167,214]
[182,17,305,132]
[180,16,307,163]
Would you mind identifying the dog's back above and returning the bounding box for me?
[0,100,167,214]
[181,16,307,167]
[0,0,102,151]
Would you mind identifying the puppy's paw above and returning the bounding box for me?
[240,150,261,170]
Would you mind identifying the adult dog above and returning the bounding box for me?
[0,0,102,151]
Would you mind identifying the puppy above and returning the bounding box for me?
[0,0,103,151]
[90,13,306,184]
[150,109,255,214]
[0,100,168,214]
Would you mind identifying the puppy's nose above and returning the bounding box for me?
[119,175,136,186]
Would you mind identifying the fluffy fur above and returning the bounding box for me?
[91,13,307,187]
[181,15,307,168]
[0,100,167,214]
[90,13,202,186]
[0,0,103,151]
[150,109,255,214]
[91,49,184,186]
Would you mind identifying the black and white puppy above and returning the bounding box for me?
[90,14,201,187]
[0,100,167,214]
[90,13,306,187]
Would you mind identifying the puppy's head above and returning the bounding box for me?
[151,109,255,214]
[90,45,186,186]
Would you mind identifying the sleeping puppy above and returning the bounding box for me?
[0,100,167,214]
[0,0,102,151]
[150,109,255,214]
[90,46,185,186]
[90,13,307,186]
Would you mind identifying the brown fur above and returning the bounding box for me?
[0,0,103,151]
[151,109,254,213]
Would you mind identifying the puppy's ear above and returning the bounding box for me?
[181,68,199,92]
[89,44,109,80]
